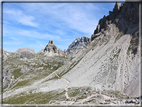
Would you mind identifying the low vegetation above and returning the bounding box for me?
[3,90,65,104]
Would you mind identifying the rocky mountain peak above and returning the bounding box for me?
[66,36,91,56]
[44,40,58,53]
[49,40,54,45]
[92,2,139,41]
[113,1,121,13]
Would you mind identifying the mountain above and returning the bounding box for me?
[0,47,9,57]
[66,36,91,57]
[91,2,139,55]
[44,40,58,53]
[62,2,140,97]
[1,1,141,105]
[16,47,35,53]
[37,40,65,56]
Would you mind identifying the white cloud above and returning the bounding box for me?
[46,3,98,34]
[4,9,38,27]
[18,3,99,35]
[17,29,61,40]
[9,37,19,41]
[18,15,38,27]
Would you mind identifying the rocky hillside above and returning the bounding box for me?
[1,1,141,106]
[63,2,140,97]
[66,36,91,57]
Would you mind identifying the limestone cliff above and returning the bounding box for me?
[92,2,139,55]
[67,36,91,57]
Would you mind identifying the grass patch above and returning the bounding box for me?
[3,90,65,104]
[101,90,127,99]
[127,45,132,54]
[85,98,95,103]
[113,49,121,59]
[12,68,22,79]
[12,79,31,89]
[68,87,91,98]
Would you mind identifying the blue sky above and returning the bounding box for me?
[3,2,117,52]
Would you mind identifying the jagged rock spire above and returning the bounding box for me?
[49,40,54,44]
[44,40,58,53]
[116,0,121,10]
[113,0,121,14]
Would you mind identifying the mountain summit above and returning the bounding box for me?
[44,40,58,53]
[66,36,91,57]
[42,40,64,56]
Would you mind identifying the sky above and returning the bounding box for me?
[3,2,117,52]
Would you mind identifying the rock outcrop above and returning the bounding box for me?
[67,36,91,57]
[44,40,58,53]
[43,40,64,56]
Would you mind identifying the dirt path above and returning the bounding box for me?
[55,72,70,99]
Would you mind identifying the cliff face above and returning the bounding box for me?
[67,36,91,57]
[91,2,139,55]
[92,2,139,36]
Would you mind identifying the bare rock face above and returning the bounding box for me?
[84,2,140,97]
[91,2,139,55]
[67,36,91,57]
[43,40,65,56]
[92,2,139,37]
[44,40,58,53]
